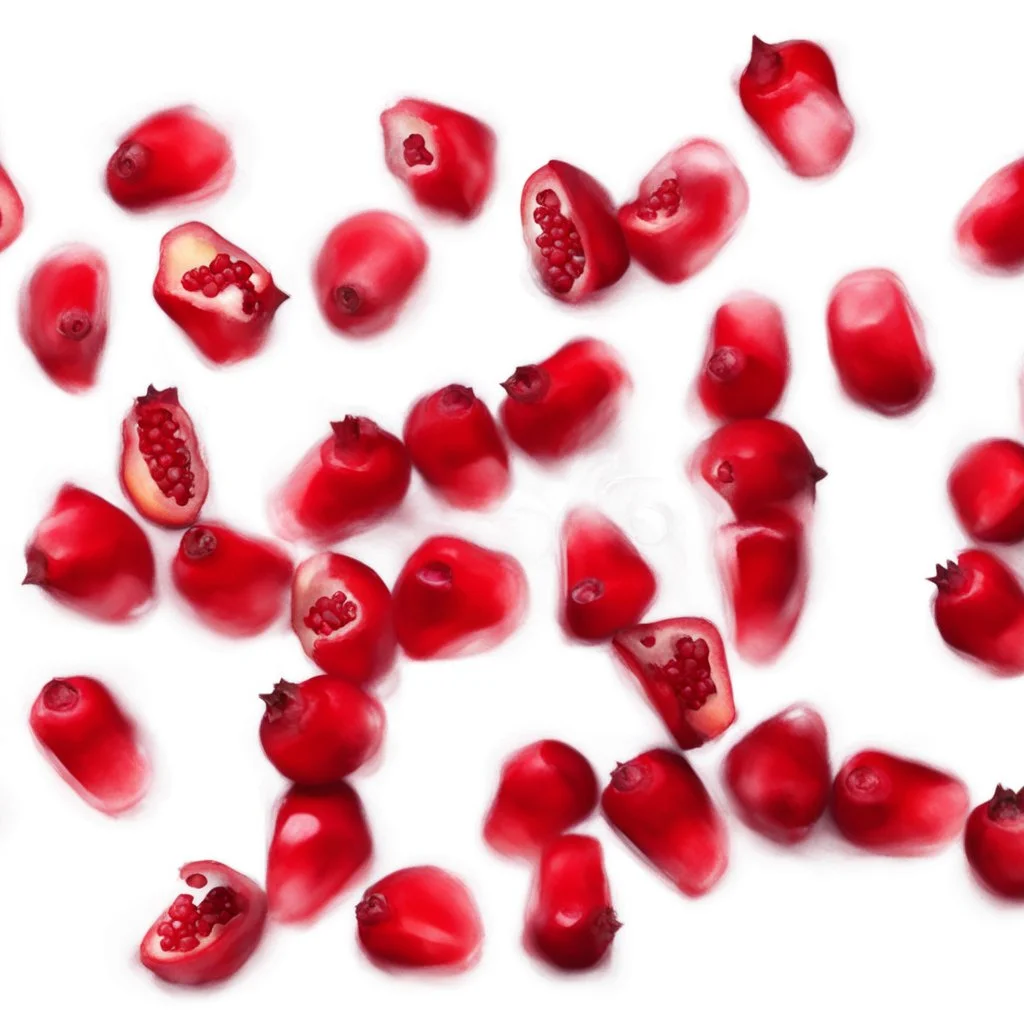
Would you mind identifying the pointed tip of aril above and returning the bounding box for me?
[811,464,828,484]
[23,549,47,586]
[746,35,782,85]
[501,365,549,404]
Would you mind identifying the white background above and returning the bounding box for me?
[2,1,1022,1019]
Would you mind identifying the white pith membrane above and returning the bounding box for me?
[163,231,267,322]
[384,111,437,179]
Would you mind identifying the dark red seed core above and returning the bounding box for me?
[592,907,622,939]
[643,634,716,710]
[929,560,968,593]
[42,679,80,713]
[715,461,735,484]
[636,178,681,223]
[847,766,881,795]
[355,892,388,924]
[747,36,783,88]
[181,252,259,315]
[403,133,434,167]
[156,884,241,954]
[182,526,217,560]
[111,141,149,180]
[135,388,195,507]
[439,384,475,414]
[304,591,358,636]
[185,873,208,889]
[707,347,744,382]
[610,761,647,792]
[57,308,93,340]
[532,188,585,294]
[989,785,1024,823]
[259,680,300,724]
[571,578,605,605]
[333,285,362,314]
[502,364,550,403]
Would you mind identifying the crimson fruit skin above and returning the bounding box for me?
[393,535,528,659]
[483,740,599,859]
[24,484,156,622]
[106,107,233,211]
[267,782,373,924]
[524,834,620,972]
[948,439,1024,544]
[19,245,109,392]
[314,211,427,336]
[259,677,384,785]
[964,786,1024,898]
[520,160,629,303]
[172,523,293,637]
[403,384,510,510]
[0,162,25,253]
[154,221,288,366]
[500,338,630,460]
[140,861,267,985]
[618,139,749,284]
[612,617,736,750]
[602,749,728,897]
[291,552,397,685]
[832,750,970,856]
[956,157,1024,272]
[30,676,150,815]
[356,865,484,971]
[738,36,855,178]
[381,98,496,219]
[723,704,830,843]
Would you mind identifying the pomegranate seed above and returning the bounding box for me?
[956,157,1024,271]
[0,162,25,252]
[965,786,1024,898]
[948,439,1024,544]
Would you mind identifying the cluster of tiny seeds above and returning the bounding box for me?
[181,252,259,315]
[636,177,682,222]
[532,189,585,294]
[643,635,717,711]
[136,403,194,506]
[304,591,358,636]
[402,133,434,167]
[155,886,240,953]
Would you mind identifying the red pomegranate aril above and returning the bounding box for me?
[393,535,527,659]
[381,98,496,218]
[24,485,156,622]
[738,36,855,178]
[602,749,728,896]
[612,617,735,750]
[267,782,373,924]
[403,384,510,509]
[30,676,150,815]
[965,786,1024,898]
[483,740,599,859]
[19,245,109,392]
[172,523,292,636]
[106,107,233,210]
[948,439,1024,544]
[520,160,629,302]
[832,750,969,855]
[291,553,396,685]
[140,861,266,985]
[524,835,619,971]
[260,676,384,784]
[0,162,25,252]
[723,704,830,843]
[314,211,427,336]
[956,157,1024,272]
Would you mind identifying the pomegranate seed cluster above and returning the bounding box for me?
[402,133,434,167]
[155,886,241,953]
[135,402,195,506]
[636,177,682,222]
[532,189,585,294]
[304,590,358,636]
[181,252,259,314]
[643,634,717,710]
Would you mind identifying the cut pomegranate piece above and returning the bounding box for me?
[956,157,1024,272]
[832,750,969,855]
[392,535,527,659]
[948,439,1024,544]
[618,139,748,283]
[18,245,108,392]
[612,617,735,750]
[267,782,372,924]
[381,98,496,218]
[154,222,287,365]
[260,676,384,784]
[403,384,510,509]
[140,861,266,985]
[356,866,483,971]
[483,740,598,858]
[697,293,789,420]
[172,523,292,636]
[30,676,150,815]
[271,416,411,544]
[291,552,396,685]
[723,704,830,843]
[500,338,630,460]
[0,162,25,253]
[738,36,855,178]
[602,749,728,896]
[24,485,155,622]
[314,211,427,336]
[106,107,233,210]
[524,834,619,971]
[965,786,1024,898]
[520,160,629,302]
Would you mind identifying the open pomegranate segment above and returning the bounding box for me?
[0,162,25,253]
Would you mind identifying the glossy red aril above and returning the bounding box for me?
[948,439,1024,544]
[314,211,427,336]
[30,676,150,815]
[738,36,855,178]
[403,384,510,509]
[19,245,109,392]
[381,98,496,218]
[956,157,1024,272]
[106,107,233,210]
[291,553,396,685]
[602,749,728,896]
[260,676,384,784]
[483,740,599,858]
[154,222,287,365]
[520,160,629,302]
[501,338,630,459]
[723,705,830,843]
[0,163,25,253]
[697,293,789,420]
[267,783,372,923]
[24,485,155,621]
[393,535,527,659]
[272,416,411,544]
[524,835,619,971]
[140,861,266,985]
[356,866,483,971]
[964,786,1024,898]
[172,523,292,636]
[832,750,969,855]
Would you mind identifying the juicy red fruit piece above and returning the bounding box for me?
[0,163,25,253]
[948,439,1024,544]
[30,676,150,815]
[965,786,1024,898]
[956,157,1024,272]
